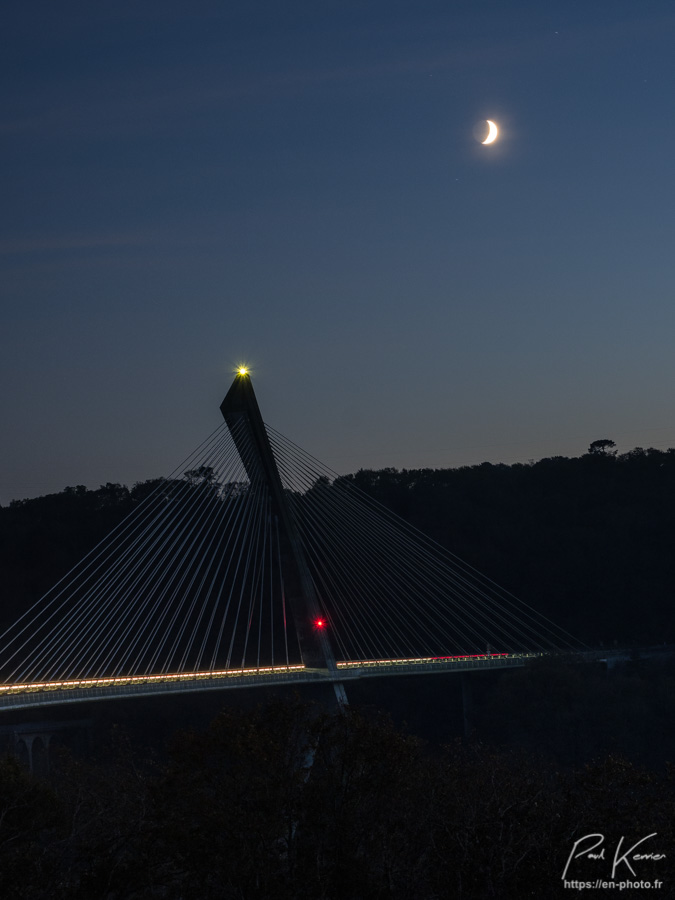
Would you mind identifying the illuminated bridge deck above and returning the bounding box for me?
[0,654,538,711]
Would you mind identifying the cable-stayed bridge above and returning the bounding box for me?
[0,372,580,711]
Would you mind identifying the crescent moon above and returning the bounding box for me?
[482,119,498,145]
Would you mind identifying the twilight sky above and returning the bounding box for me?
[3,0,675,503]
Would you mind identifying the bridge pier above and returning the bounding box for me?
[15,732,52,774]
[0,720,91,775]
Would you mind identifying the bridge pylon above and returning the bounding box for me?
[220,371,348,706]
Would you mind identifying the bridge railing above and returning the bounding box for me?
[0,653,544,711]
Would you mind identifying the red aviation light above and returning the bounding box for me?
[314,618,326,629]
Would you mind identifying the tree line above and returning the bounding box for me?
[1,698,673,899]
[2,442,674,645]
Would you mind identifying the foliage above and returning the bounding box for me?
[3,446,675,645]
[0,755,61,897]
[0,700,673,898]
[149,697,315,899]
[475,656,675,769]
[339,445,675,645]
[587,439,617,456]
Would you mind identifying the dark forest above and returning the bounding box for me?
[2,442,675,898]
[3,440,674,646]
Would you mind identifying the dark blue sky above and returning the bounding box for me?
[3,1,675,502]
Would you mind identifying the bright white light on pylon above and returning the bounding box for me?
[238,366,248,376]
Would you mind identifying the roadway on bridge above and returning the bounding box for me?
[0,654,536,711]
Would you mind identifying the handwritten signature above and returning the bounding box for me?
[562,833,666,880]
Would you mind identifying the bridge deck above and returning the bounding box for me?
[0,654,536,711]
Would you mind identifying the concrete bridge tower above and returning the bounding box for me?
[220,370,347,706]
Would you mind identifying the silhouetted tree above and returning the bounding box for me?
[587,438,617,456]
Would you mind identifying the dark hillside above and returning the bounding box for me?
[2,445,674,646]
[341,445,675,645]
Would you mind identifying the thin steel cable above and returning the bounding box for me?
[274,514,290,667]
[286,428,580,648]
[294,474,547,654]
[226,477,267,669]
[240,482,268,668]
[0,422,231,654]
[268,425,580,654]
[177,477,254,671]
[84,437,243,677]
[35,428,243,676]
[141,447,251,675]
[210,477,261,670]
[5,424,243,682]
[274,442,481,654]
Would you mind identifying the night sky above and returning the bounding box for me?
[3,1,675,503]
